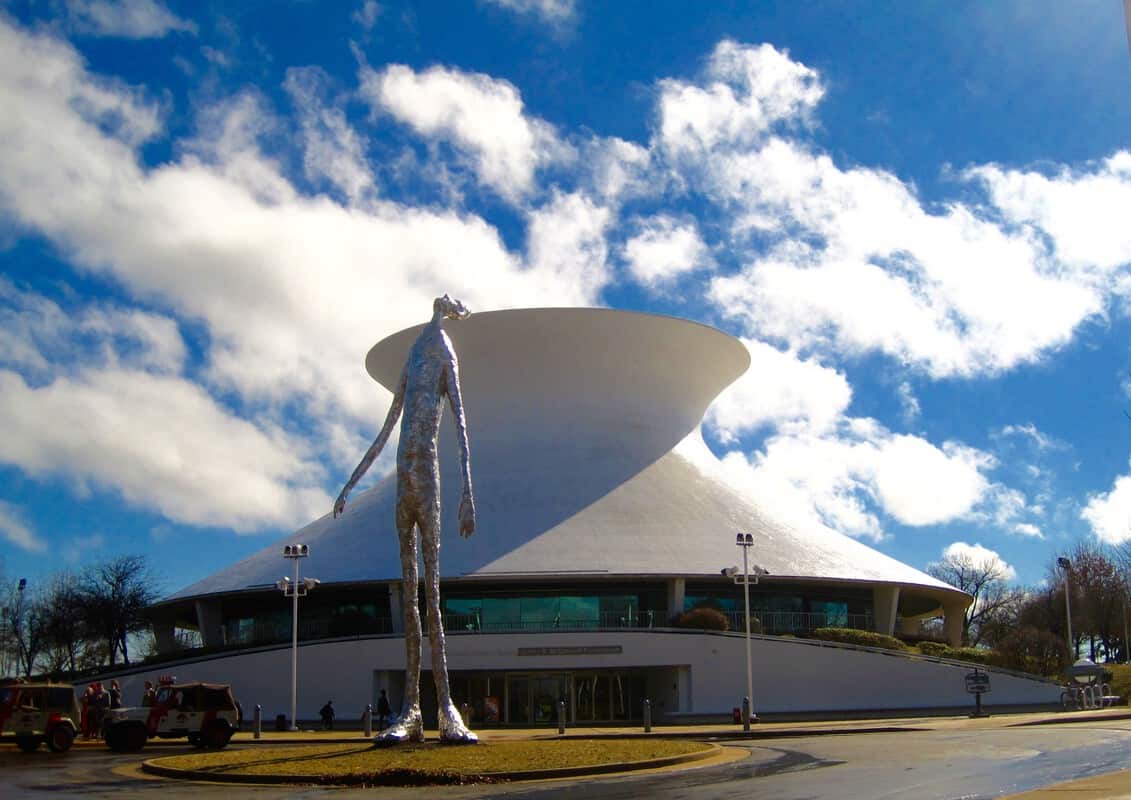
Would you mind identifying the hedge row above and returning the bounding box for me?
[809,627,906,651]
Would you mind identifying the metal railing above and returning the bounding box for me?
[723,610,873,636]
[211,609,871,650]
[442,609,659,633]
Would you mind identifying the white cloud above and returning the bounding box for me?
[706,340,850,442]
[651,41,1119,379]
[0,501,46,553]
[359,62,567,201]
[482,0,576,25]
[623,215,712,289]
[870,438,992,527]
[0,278,185,377]
[0,20,622,536]
[1013,522,1044,539]
[352,1,382,31]
[0,19,606,425]
[581,137,653,203]
[997,423,1066,451]
[968,153,1131,276]
[705,145,1102,377]
[717,420,996,542]
[658,40,823,158]
[0,368,330,533]
[524,190,611,302]
[1082,474,1131,545]
[66,0,196,39]
[284,67,375,205]
[897,381,921,424]
[938,541,1017,581]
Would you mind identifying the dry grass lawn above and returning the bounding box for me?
[149,739,711,785]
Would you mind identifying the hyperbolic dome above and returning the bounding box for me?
[169,308,955,600]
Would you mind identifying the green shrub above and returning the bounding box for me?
[810,627,906,651]
[941,646,996,666]
[917,641,949,657]
[674,607,729,631]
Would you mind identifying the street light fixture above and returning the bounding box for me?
[1057,557,1073,660]
[723,533,768,730]
[279,544,318,731]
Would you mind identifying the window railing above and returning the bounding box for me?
[209,609,871,650]
[723,610,873,635]
[442,609,659,633]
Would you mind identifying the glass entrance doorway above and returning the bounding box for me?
[506,674,568,724]
[574,673,642,722]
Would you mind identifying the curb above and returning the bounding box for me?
[1007,709,1131,727]
[139,741,723,786]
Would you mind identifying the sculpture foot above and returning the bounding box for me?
[372,708,424,747]
[438,703,478,745]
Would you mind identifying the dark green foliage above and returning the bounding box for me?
[673,607,730,631]
[810,627,906,651]
[916,641,949,657]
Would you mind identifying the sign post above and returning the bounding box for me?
[965,668,991,718]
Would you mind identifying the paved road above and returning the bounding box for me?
[4,721,1131,799]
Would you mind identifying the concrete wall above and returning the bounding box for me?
[96,630,1060,723]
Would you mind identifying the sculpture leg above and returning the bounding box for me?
[421,512,477,744]
[374,512,424,746]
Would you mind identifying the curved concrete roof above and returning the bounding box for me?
[167,308,959,602]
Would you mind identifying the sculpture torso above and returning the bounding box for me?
[396,322,454,500]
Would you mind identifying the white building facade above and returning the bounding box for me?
[143,309,1060,723]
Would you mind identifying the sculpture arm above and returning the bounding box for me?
[445,353,476,537]
[333,369,406,518]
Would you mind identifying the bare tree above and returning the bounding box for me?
[3,579,48,678]
[1061,542,1126,662]
[927,550,1013,646]
[79,556,160,667]
[39,575,89,673]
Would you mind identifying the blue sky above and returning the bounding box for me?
[1,0,1131,599]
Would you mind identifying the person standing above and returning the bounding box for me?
[109,680,122,709]
[80,684,94,739]
[376,689,392,730]
[319,700,335,731]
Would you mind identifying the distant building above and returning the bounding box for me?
[145,309,1056,723]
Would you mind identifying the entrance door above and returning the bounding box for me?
[574,673,643,722]
[505,674,568,724]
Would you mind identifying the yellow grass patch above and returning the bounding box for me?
[149,739,711,784]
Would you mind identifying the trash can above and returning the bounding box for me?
[275,714,287,732]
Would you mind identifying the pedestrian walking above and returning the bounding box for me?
[109,680,121,709]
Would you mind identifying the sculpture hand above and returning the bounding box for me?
[458,491,476,538]
[333,492,347,519]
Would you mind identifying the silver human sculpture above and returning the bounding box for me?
[333,294,477,745]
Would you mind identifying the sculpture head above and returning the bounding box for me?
[434,294,471,321]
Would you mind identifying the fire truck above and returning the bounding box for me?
[102,676,240,752]
[0,680,80,753]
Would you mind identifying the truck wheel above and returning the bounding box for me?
[47,725,75,753]
[187,733,202,747]
[123,724,148,752]
[203,721,232,749]
[17,736,41,753]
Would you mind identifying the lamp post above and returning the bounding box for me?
[723,533,767,728]
[15,578,26,678]
[1057,557,1073,660]
[279,545,318,731]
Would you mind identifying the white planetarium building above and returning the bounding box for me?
[143,309,1059,724]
